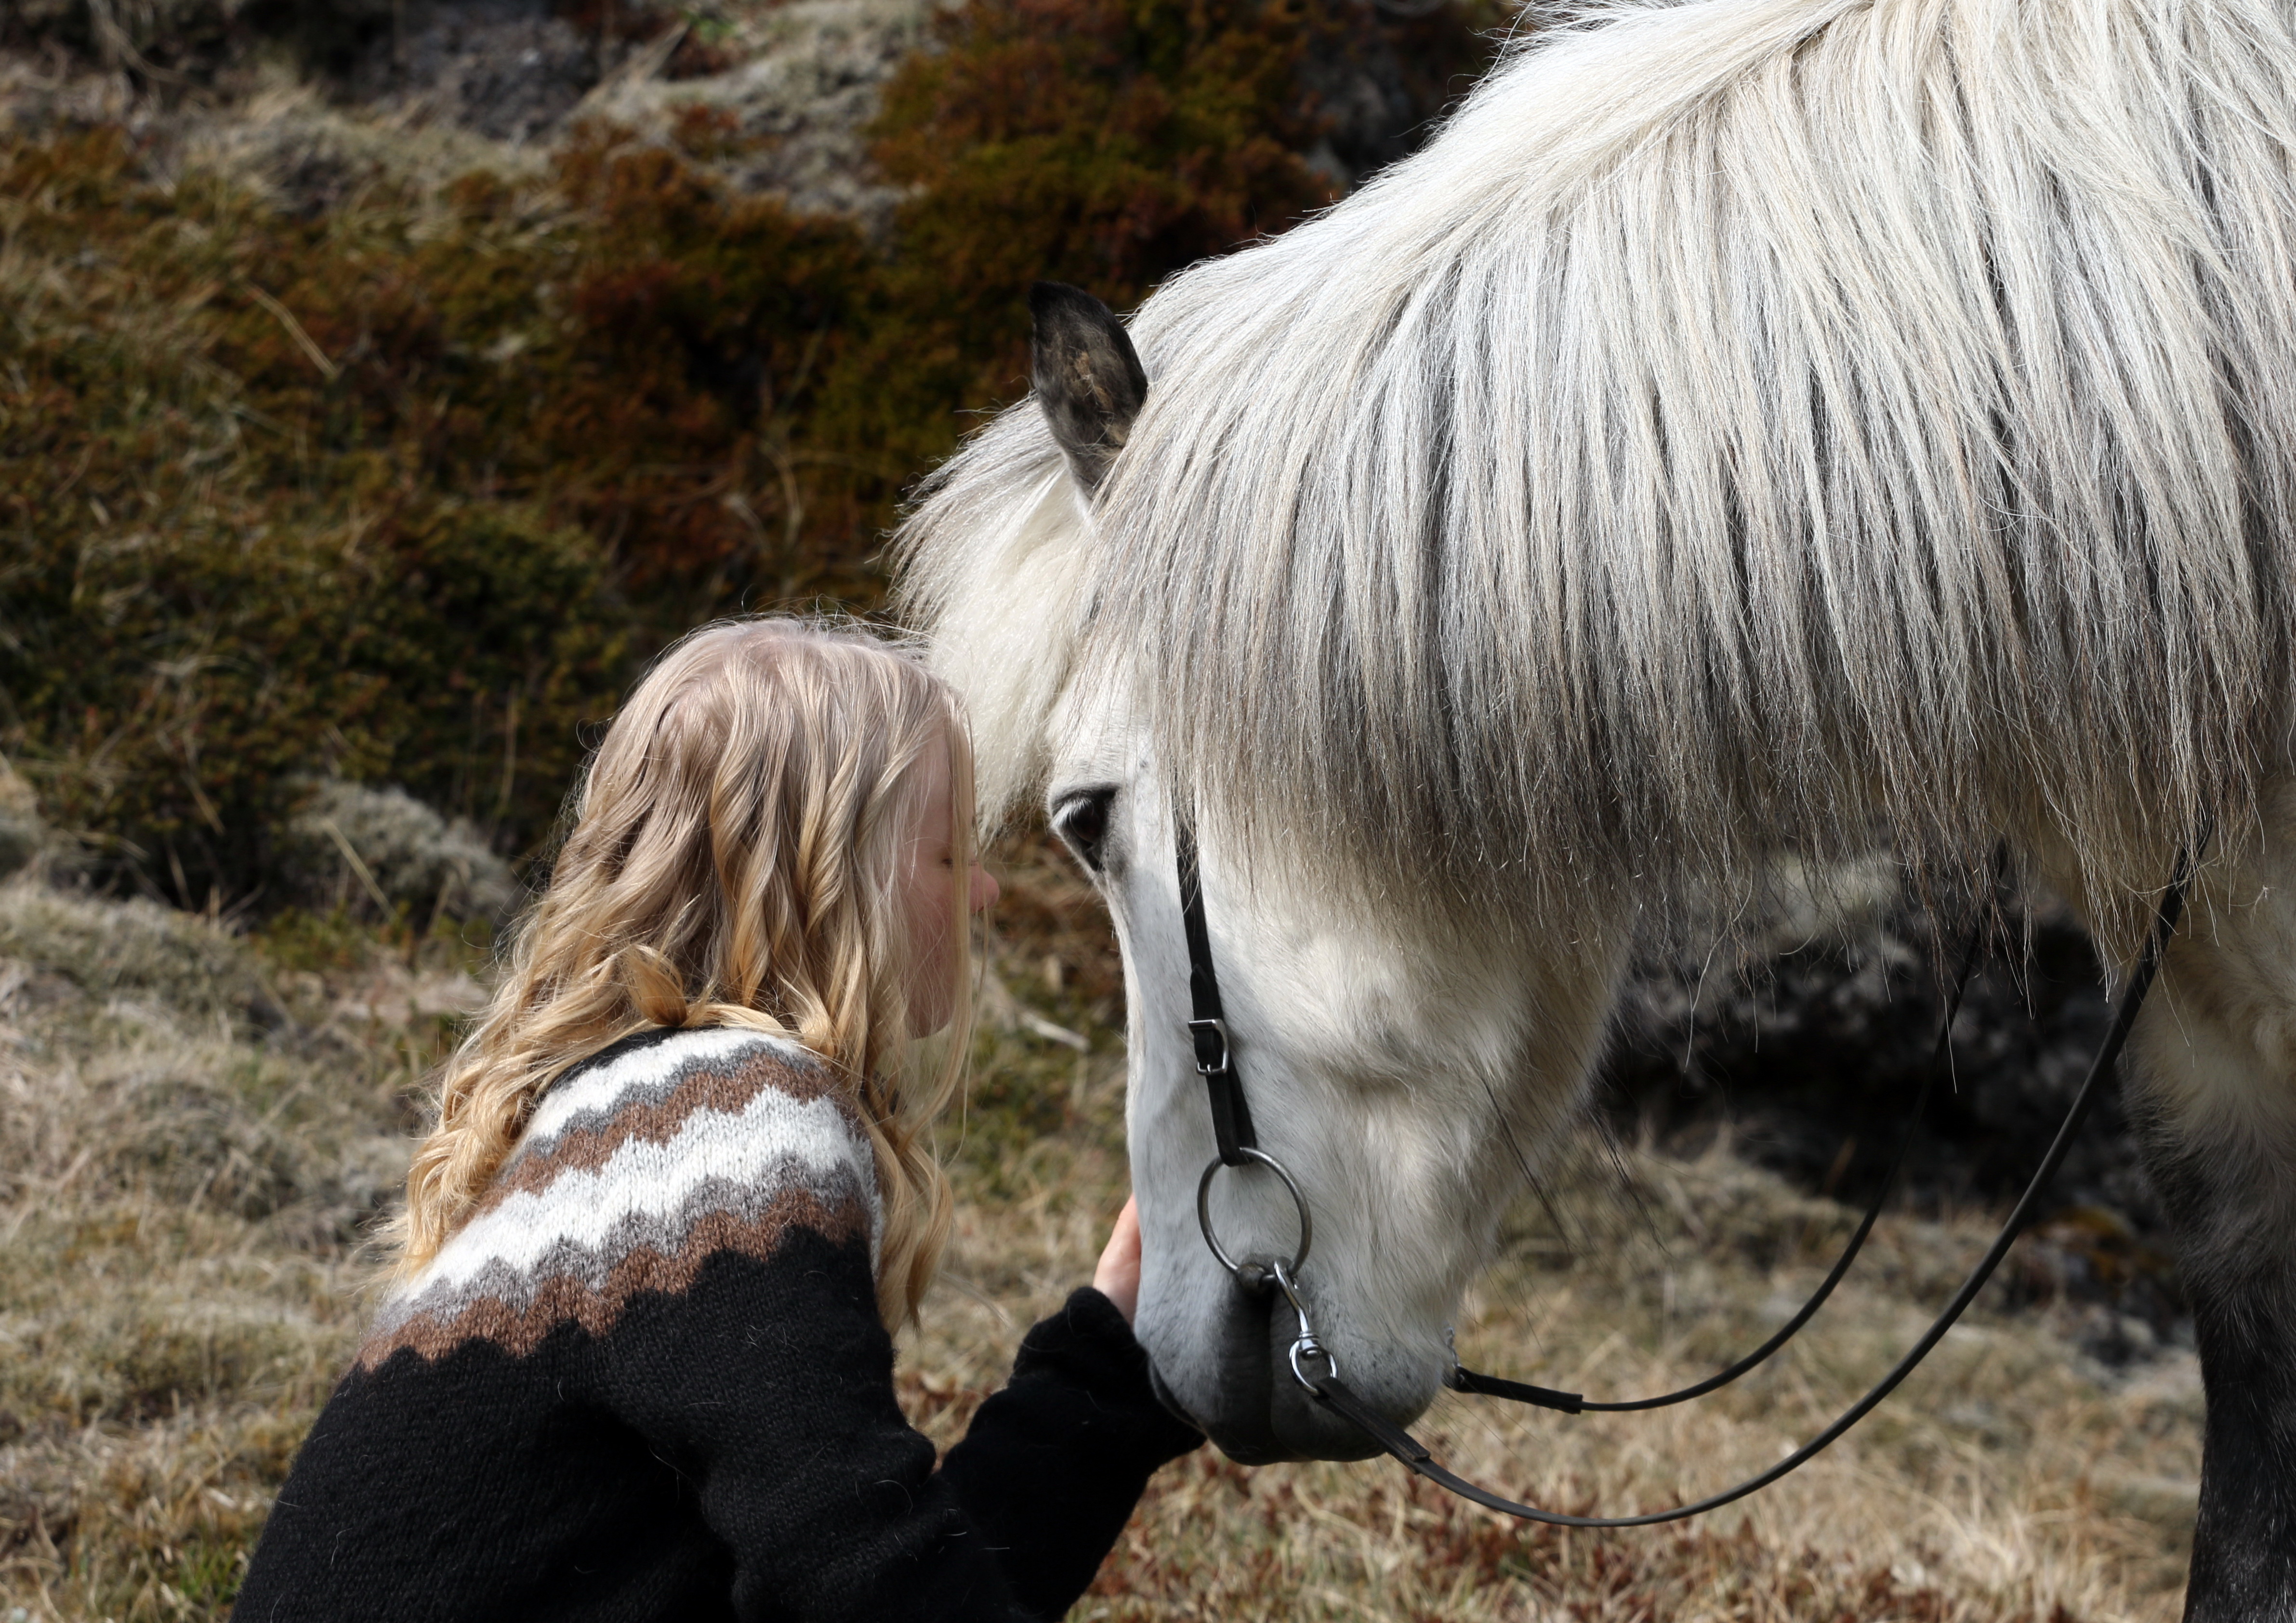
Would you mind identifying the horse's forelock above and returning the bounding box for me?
[893,408,1093,833]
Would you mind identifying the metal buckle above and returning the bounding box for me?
[1186,1016,1231,1075]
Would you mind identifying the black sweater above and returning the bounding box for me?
[233,1026,1201,1622]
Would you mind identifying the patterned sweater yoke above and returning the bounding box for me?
[365,1025,883,1366]
[236,1021,1201,1623]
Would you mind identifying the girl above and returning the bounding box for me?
[234,618,1199,1622]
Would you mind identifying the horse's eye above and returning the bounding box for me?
[1051,787,1117,875]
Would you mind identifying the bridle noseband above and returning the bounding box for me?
[1173,820,2199,1527]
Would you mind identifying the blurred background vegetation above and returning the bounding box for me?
[0,0,1501,910]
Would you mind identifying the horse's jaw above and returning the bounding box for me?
[1140,1320,1392,1466]
[1123,1032,1501,1461]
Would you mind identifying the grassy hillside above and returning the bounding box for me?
[0,849,2204,1621]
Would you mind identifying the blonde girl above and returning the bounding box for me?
[234,618,1197,1623]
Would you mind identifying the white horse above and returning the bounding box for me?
[896,1,2296,1613]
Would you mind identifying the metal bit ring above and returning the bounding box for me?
[1196,1147,1315,1281]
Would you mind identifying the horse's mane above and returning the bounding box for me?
[898,0,2296,945]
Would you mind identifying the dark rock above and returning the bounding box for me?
[1602,895,2183,1335]
[1296,0,1494,192]
[0,814,38,881]
[343,0,599,143]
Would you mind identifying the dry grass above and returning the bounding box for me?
[0,857,2203,1621]
[0,876,461,1619]
[906,1120,2202,1623]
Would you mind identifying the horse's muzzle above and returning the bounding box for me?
[1144,1279,1391,1464]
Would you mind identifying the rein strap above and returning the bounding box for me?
[1452,851,2004,1417]
[1172,812,2202,1525]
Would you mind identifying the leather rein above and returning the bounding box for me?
[1175,825,2198,1526]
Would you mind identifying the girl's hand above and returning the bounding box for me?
[1092,1195,1142,1325]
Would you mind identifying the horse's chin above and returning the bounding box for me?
[1149,1357,1385,1464]
[1141,1286,1399,1465]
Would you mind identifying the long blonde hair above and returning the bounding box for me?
[389,617,976,1328]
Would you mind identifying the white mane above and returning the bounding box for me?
[898,0,2296,942]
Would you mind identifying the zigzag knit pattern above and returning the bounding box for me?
[235,1021,1201,1623]
[362,1026,880,1366]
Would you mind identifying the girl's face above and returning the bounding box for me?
[898,740,998,1036]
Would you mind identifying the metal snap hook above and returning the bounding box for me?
[1271,1259,1339,1391]
[1196,1146,1314,1281]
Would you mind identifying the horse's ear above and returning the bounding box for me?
[1029,281,1148,496]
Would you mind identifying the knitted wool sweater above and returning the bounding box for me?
[233,1025,1201,1623]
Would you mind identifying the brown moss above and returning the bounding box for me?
[0,126,851,898]
[863,0,1437,437]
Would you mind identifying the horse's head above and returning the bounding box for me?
[968,285,1631,1463]
[1042,746,1624,1461]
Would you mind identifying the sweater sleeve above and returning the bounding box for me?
[938,1288,1204,1619]
[587,1234,1198,1623]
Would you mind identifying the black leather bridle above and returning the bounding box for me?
[1175,822,2199,1526]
